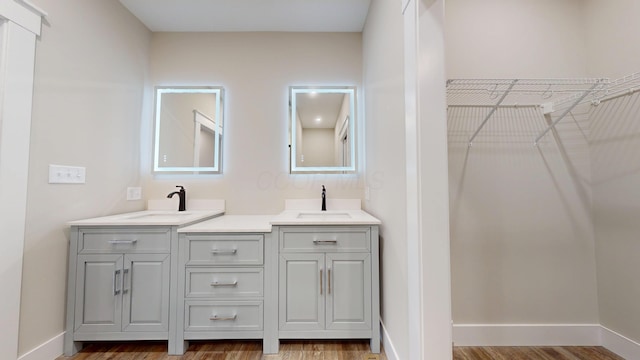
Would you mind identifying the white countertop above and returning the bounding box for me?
[178,215,274,233]
[270,209,381,225]
[68,209,224,226]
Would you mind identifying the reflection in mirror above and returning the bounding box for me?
[290,86,356,173]
[153,87,223,173]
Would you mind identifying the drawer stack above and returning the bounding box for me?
[178,234,265,342]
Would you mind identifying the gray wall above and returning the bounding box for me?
[447,0,640,347]
[446,0,600,326]
[20,0,151,355]
[362,0,408,358]
[143,32,364,214]
[586,0,640,344]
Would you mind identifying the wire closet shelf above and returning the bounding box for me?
[446,77,616,146]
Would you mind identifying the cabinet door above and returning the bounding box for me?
[122,253,170,332]
[74,254,123,333]
[326,253,371,330]
[279,253,325,331]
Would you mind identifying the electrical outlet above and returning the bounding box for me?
[365,186,371,201]
[127,187,142,201]
[49,165,86,184]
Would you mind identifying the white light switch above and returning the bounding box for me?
[127,187,142,201]
[49,165,86,184]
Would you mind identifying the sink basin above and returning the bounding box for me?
[124,211,195,221]
[296,211,352,219]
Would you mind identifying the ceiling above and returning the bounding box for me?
[296,93,346,129]
[119,0,372,32]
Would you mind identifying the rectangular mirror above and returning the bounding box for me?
[290,86,356,173]
[153,86,224,173]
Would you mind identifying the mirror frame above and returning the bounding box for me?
[289,86,356,174]
[153,86,224,174]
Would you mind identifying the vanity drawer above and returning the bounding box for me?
[186,268,263,298]
[185,300,263,331]
[279,227,370,252]
[78,228,171,253]
[185,235,263,266]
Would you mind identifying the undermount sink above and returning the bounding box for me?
[296,211,352,219]
[124,211,195,220]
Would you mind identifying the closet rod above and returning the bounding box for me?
[592,86,640,105]
[468,79,518,146]
[534,82,602,146]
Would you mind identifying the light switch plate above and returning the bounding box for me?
[49,165,86,184]
[127,187,142,201]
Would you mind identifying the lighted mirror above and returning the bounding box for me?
[153,86,223,173]
[290,86,356,173]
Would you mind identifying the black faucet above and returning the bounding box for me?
[167,185,186,211]
[321,185,326,211]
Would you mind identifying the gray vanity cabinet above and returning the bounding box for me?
[174,233,269,355]
[65,226,174,356]
[279,252,371,331]
[74,253,170,334]
[275,225,380,353]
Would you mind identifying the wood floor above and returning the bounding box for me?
[56,340,388,360]
[56,340,626,360]
[453,346,625,360]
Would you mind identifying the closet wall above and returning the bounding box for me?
[586,0,640,343]
[446,0,600,327]
[447,0,640,347]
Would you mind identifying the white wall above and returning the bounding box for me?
[362,0,408,358]
[446,0,588,78]
[446,0,600,328]
[19,0,150,355]
[302,128,334,166]
[585,0,640,345]
[144,32,363,214]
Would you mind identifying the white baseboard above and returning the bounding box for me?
[601,326,640,360]
[453,324,601,347]
[380,321,400,360]
[18,332,63,360]
[21,325,640,360]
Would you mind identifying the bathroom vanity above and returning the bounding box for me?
[270,203,381,353]
[174,215,275,354]
[64,200,381,356]
[63,207,224,356]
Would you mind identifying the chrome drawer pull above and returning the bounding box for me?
[210,249,237,255]
[108,239,138,245]
[113,269,121,295]
[209,314,237,321]
[210,281,238,287]
[313,240,338,245]
[122,268,129,294]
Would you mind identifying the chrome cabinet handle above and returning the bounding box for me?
[313,240,337,245]
[108,239,138,245]
[210,249,237,255]
[328,268,332,294]
[320,269,323,295]
[210,281,238,287]
[209,314,237,321]
[113,269,121,295]
[122,268,129,294]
